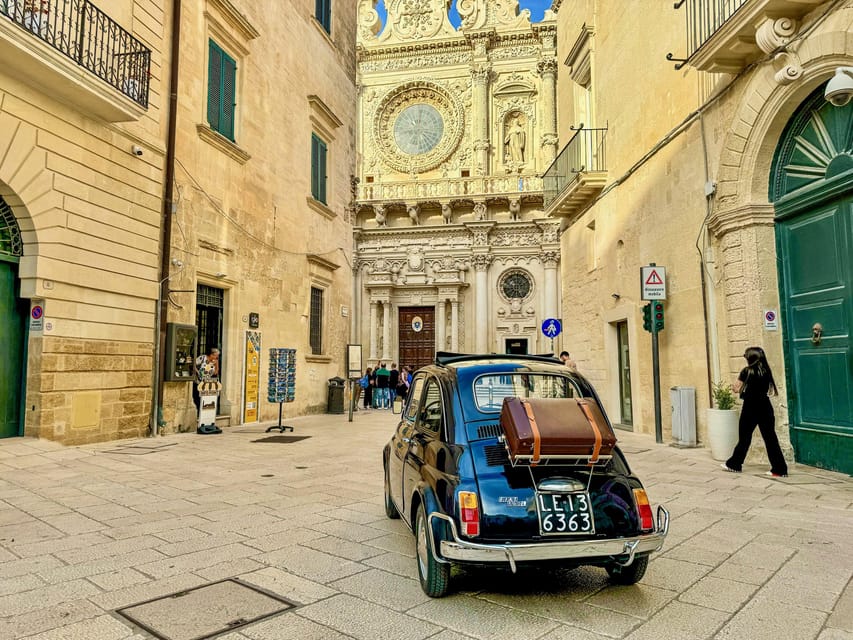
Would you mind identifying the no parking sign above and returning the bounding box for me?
[763,309,778,330]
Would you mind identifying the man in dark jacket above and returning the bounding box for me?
[389,363,400,406]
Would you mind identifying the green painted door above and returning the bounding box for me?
[777,189,852,473]
[0,260,25,438]
[772,89,853,475]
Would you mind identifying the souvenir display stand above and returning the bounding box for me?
[266,348,296,433]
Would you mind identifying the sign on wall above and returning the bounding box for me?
[243,331,261,423]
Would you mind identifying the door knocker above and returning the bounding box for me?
[811,323,823,345]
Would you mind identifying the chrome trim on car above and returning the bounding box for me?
[429,506,669,574]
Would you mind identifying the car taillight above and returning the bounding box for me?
[458,491,480,537]
[633,488,654,531]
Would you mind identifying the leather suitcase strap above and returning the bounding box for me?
[577,399,603,463]
[521,399,541,465]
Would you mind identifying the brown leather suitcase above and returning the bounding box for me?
[500,397,617,464]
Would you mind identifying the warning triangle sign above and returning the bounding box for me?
[645,269,663,285]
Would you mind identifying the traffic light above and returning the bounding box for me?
[653,301,665,332]
[642,303,652,333]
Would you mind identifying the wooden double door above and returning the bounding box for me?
[398,307,435,372]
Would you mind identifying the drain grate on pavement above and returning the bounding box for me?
[104,442,178,455]
[115,578,295,640]
[251,435,311,444]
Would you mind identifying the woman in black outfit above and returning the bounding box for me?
[722,346,788,477]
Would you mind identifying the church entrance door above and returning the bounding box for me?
[398,307,435,371]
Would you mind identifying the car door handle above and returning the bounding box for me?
[402,437,412,443]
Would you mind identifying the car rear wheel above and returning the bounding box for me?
[383,461,399,519]
[606,554,649,585]
[415,504,450,597]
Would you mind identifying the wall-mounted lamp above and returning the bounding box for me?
[171,258,183,267]
[825,67,853,107]
[215,272,226,279]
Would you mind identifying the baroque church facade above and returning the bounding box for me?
[353,0,563,369]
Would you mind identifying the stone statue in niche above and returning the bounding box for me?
[441,203,453,224]
[407,204,420,225]
[373,204,387,227]
[474,202,487,220]
[504,113,527,164]
[509,199,520,221]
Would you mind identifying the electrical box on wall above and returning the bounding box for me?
[165,323,197,382]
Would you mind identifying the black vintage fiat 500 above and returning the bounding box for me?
[383,353,669,597]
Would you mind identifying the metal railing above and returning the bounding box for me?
[672,0,749,66]
[543,126,607,208]
[1,0,151,107]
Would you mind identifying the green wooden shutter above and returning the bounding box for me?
[311,134,327,204]
[207,41,222,132]
[316,0,331,33]
[221,52,237,141]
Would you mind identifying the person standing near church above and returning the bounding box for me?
[375,362,390,409]
[389,363,400,406]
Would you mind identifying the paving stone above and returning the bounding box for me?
[538,625,618,640]
[408,593,560,639]
[245,526,329,553]
[88,573,208,610]
[86,567,151,591]
[624,600,729,640]
[708,560,775,585]
[20,613,137,640]
[818,630,853,640]
[363,551,420,579]
[0,598,105,639]
[0,572,46,596]
[38,548,166,584]
[0,578,101,617]
[827,579,853,632]
[238,567,337,605]
[194,557,267,582]
[53,535,163,564]
[254,544,367,583]
[300,535,386,561]
[299,593,443,640]
[640,556,711,592]
[135,542,258,579]
[238,612,353,640]
[726,540,795,571]
[584,583,678,620]
[678,576,758,612]
[330,568,432,611]
[362,531,416,556]
[0,554,65,579]
[307,518,389,542]
[715,594,828,640]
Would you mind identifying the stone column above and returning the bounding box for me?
[436,299,446,352]
[369,301,378,360]
[542,251,559,320]
[473,254,491,352]
[471,63,492,175]
[352,260,361,342]
[451,300,459,351]
[538,58,559,164]
[382,301,392,362]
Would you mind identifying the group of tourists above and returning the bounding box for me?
[355,362,413,410]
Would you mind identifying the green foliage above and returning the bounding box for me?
[712,381,736,410]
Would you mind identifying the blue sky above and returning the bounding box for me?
[375,1,553,28]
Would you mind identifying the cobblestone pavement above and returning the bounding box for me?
[0,409,850,640]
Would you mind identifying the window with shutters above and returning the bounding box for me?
[315,0,332,34]
[207,40,237,141]
[311,133,328,205]
[309,287,324,355]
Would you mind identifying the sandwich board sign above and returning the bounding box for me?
[641,265,667,300]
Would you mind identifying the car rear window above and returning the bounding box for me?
[473,373,579,412]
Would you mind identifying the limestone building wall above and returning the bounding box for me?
[0,0,169,444]
[161,0,358,430]
[552,0,852,464]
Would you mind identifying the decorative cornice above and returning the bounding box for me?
[307,254,341,271]
[196,125,251,164]
[306,197,337,220]
[707,203,775,237]
[207,0,260,41]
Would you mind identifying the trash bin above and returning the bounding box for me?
[327,376,345,414]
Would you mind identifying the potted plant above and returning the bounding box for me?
[707,381,739,461]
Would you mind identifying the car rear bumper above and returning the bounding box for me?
[430,506,669,573]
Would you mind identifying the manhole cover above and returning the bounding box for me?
[105,442,178,455]
[251,436,311,444]
[116,578,294,640]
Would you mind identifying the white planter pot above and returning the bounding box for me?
[707,408,739,461]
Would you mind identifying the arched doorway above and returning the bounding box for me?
[771,87,853,474]
[0,197,26,438]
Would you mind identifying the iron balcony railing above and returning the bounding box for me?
[672,0,749,66]
[543,126,607,208]
[1,0,151,107]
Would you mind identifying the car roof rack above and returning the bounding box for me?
[434,352,562,367]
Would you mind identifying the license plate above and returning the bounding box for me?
[535,492,595,536]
